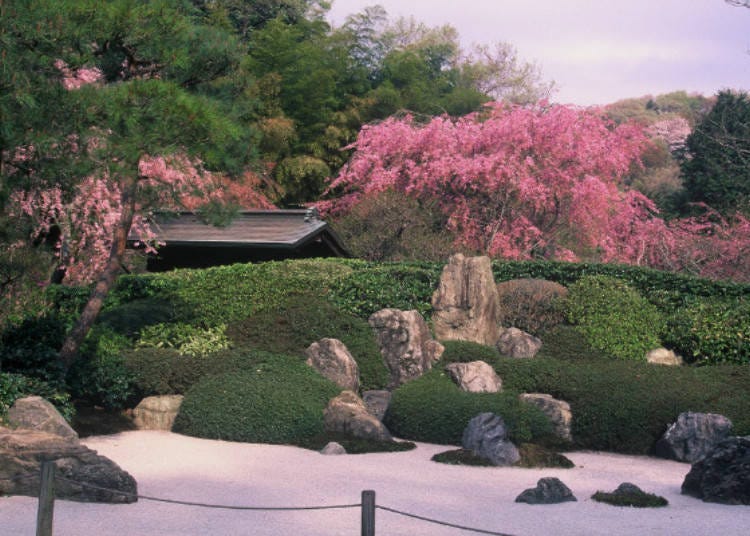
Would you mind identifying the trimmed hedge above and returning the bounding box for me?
[384,369,554,446]
[493,353,750,454]
[440,340,500,364]
[173,353,341,444]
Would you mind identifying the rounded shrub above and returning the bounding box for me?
[496,278,568,335]
[0,372,74,422]
[96,298,179,338]
[440,340,500,364]
[384,369,553,446]
[564,275,664,361]
[173,353,341,444]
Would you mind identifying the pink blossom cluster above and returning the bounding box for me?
[646,116,692,154]
[53,59,103,90]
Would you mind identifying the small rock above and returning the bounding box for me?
[515,477,577,504]
[462,413,519,466]
[646,348,683,366]
[654,412,733,463]
[305,338,360,392]
[7,396,78,440]
[518,393,572,442]
[324,391,392,442]
[496,327,542,359]
[132,395,184,431]
[445,361,502,393]
[362,390,391,421]
[682,436,750,505]
[320,442,347,455]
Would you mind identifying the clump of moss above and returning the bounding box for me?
[297,433,416,454]
[516,443,574,469]
[592,484,668,507]
[431,449,495,466]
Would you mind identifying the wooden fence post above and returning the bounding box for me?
[361,490,375,536]
[36,461,56,536]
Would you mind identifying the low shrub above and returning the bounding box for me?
[440,340,500,364]
[496,279,568,335]
[0,372,74,422]
[565,275,664,361]
[96,298,179,338]
[226,295,388,391]
[493,355,750,454]
[384,369,553,446]
[173,353,341,444]
[136,323,231,357]
[663,297,750,365]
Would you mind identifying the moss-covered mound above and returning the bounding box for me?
[592,488,668,508]
[173,353,341,444]
[297,433,416,454]
[384,369,554,446]
[431,444,574,468]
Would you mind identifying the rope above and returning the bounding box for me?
[377,505,517,536]
[54,476,360,511]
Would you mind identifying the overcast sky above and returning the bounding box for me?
[327,0,750,106]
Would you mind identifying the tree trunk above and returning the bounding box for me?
[58,177,137,371]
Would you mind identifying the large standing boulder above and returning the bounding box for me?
[323,391,392,442]
[518,393,573,443]
[496,327,542,358]
[131,395,184,431]
[682,436,750,505]
[515,477,577,504]
[462,412,520,466]
[368,308,444,389]
[445,361,502,393]
[431,254,502,346]
[654,412,733,463]
[7,396,78,440]
[305,338,360,392]
[0,427,137,503]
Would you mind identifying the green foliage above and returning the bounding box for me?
[0,315,67,387]
[124,347,207,396]
[0,372,74,422]
[493,355,750,454]
[296,433,416,454]
[173,353,341,444]
[226,294,388,391]
[591,490,668,508]
[496,278,568,335]
[440,340,500,364]
[96,298,180,338]
[565,275,664,361]
[384,369,553,446]
[137,323,231,357]
[327,261,443,320]
[663,297,750,365]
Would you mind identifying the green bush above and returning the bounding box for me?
[384,369,553,446]
[496,279,568,335]
[440,340,500,364]
[663,298,750,365]
[173,353,341,444]
[0,372,74,422]
[565,275,664,361]
[226,295,388,391]
[137,323,231,357]
[0,315,67,387]
[327,262,442,320]
[493,355,750,454]
[96,298,180,338]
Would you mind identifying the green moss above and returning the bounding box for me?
[440,340,500,364]
[516,443,575,468]
[431,449,495,466]
[296,433,416,453]
[591,490,668,508]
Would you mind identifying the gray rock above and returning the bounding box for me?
[518,393,573,442]
[131,395,184,431]
[515,477,577,504]
[324,391,392,442]
[682,436,750,505]
[369,308,444,389]
[320,442,347,455]
[496,327,542,359]
[305,338,360,392]
[654,412,733,463]
[0,427,137,503]
[613,482,645,495]
[362,390,392,421]
[462,413,520,466]
[7,396,78,440]
[646,348,683,366]
[431,254,502,346]
[445,361,502,393]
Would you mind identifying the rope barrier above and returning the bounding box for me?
[53,476,360,511]
[377,504,517,536]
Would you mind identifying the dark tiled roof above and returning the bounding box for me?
[132,209,348,255]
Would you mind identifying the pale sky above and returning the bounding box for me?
[327,0,750,106]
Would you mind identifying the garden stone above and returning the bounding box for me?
[368,308,444,389]
[462,413,520,466]
[518,393,573,442]
[682,436,750,505]
[654,412,733,463]
[131,395,184,431]
[496,327,542,358]
[320,442,347,455]
[362,390,391,421]
[305,338,360,392]
[0,427,137,503]
[515,477,577,504]
[324,391,392,442]
[7,396,78,440]
[431,254,502,346]
[445,361,502,393]
[646,348,683,366]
